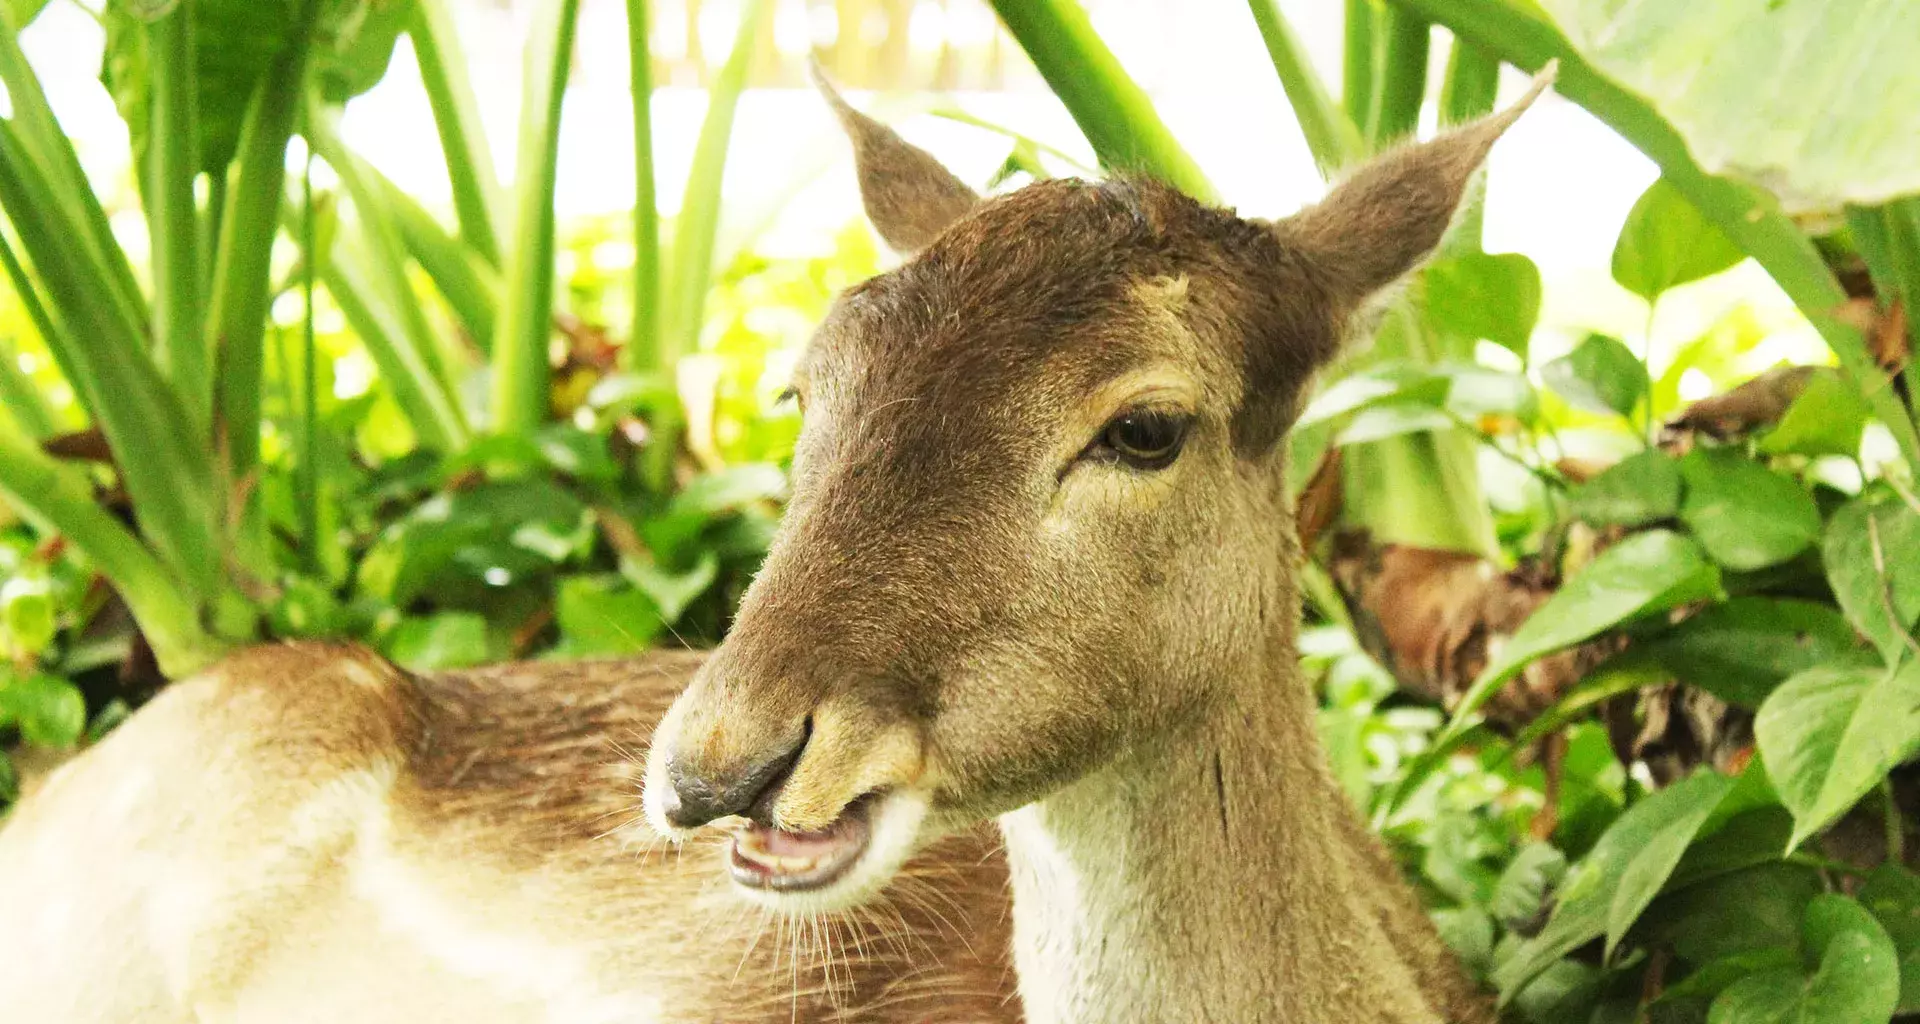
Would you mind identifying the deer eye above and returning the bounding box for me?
[1091,409,1191,470]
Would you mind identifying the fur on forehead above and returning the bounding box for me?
[804,176,1340,436]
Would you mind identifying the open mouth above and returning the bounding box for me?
[728,793,876,892]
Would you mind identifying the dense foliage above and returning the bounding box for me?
[0,1,1917,1022]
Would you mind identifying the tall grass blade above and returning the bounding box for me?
[0,4,147,341]
[410,0,502,266]
[659,0,770,365]
[322,234,466,452]
[0,123,221,592]
[380,171,500,350]
[297,153,319,570]
[206,3,316,485]
[626,0,661,370]
[0,429,224,676]
[146,3,207,425]
[1367,6,1430,144]
[1440,39,1499,125]
[1246,0,1362,171]
[0,226,76,402]
[491,0,581,437]
[1344,0,1378,128]
[989,0,1214,200]
[307,109,470,449]
[0,338,53,438]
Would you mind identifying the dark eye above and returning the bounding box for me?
[1093,410,1191,470]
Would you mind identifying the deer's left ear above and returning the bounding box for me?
[1273,63,1556,311]
[811,61,980,254]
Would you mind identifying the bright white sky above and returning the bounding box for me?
[21,0,1817,375]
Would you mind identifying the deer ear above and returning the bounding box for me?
[1275,62,1556,307]
[811,61,979,254]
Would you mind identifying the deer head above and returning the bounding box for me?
[645,68,1552,911]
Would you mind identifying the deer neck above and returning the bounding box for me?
[995,616,1450,1024]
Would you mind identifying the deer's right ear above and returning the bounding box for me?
[1273,63,1556,312]
[811,62,979,254]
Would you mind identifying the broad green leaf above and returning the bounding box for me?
[1677,448,1821,571]
[1646,862,1823,967]
[1667,806,1795,891]
[1540,0,1920,213]
[1755,660,1920,849]
[1446,530,1721,737]
[1859,864,1920,1013]
[1636,599,1873,708]
[1494,770,1735,1000]
[1299,364,1450,428]
[1707,895,1899,1024]
[1610,178,1745,301]
[1541,333,1645,420]
[554,575,662,656]
[1424,251,1543,357]
[621,551,718,625]
[383,612,490,671]
[1823,485,1920,664]
[1432,906,1496,978]
[1570,449,1681,528]
[1759,369,1873,458]
[101,0,414,177]
[0,670,86,748]
[668,463,789,519]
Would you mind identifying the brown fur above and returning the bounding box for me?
[0,69,1553,1024]
[0,643,1017,1022]
[649,72,1553,1023]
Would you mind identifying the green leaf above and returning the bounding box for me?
[1539,0,1920,214]
[0,568,56,658]
[1858,864,1920,1013]
[383,611,490,671]
[1610,178,1745,301]
[1424,251,1543,357]
[554,575,662,655]
[1707,895,1899,1024]
[1491,842,1568,926]
[621,551,718,625]
[0,748,15,803]
[1758,369,1873,458]
[1334,402,1454,446]
[1823,485,1920,664]
[1637,598,1873,708]
[102,0,409,178]
[1541,333,1645,420]
[1494,770,1736,1000]
[1755,660,1920,850]
[1445,530,1721,740]
[0,670,86,748]
[1676,448,1822,571]
[668,463,789,519]
[1570,449,1681,528]
[1647,862,1824,968]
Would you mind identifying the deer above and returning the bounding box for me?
[0,64,1553,1023]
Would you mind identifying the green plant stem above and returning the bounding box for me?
[0,430,223,677]
[491,0,581,437]
[1343,0,1377,130]
[1246,0,1362,171]
[0,227,73,397]
[306,110,470,449]
[410,0,501,266]
[626,0,661,371]
[659,0,769,365]
[1439,38,1499,126]
[0,3,146,342]
[298,152,319,571]
[146,3,205,427]
[206,0,318,487]
[377,171,500,349]
[1884,778,1906,864]
[0,337,53,438]
[989,0,1214,200]
[0,121,221,595]
[1390,0,1920,480]
[1367,5,1429,145]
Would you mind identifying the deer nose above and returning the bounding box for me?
[662,724,810,829]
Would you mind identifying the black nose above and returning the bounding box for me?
[664,727,808,829]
